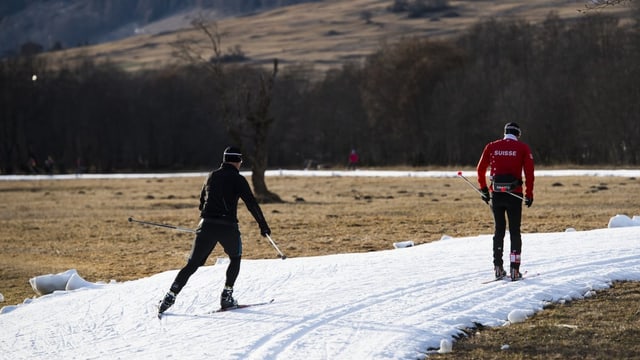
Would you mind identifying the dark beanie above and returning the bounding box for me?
[504,122,521,136]
[223,146,242,163]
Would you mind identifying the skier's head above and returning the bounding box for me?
[223,146,242,163]
[504,122,521,137]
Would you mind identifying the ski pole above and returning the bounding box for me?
[499,189,525,201]
[457,171,492,208]
[128,217,196,233]
[457,171,486,197]
[457,172,525,201]
[265,234,287,260]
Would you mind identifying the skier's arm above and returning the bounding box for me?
[476,144,491,189]
[523,145,535,199]
[238,178,270,236]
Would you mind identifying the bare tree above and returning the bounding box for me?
[173,14,281,202]
[226,60,281,203]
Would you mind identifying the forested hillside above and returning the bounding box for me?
[2,11,639,174]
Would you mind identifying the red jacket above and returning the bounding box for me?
[477,135,535,199]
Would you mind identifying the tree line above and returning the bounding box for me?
[2,12,640,175]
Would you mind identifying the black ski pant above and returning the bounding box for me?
[169,219,242,295]
[491,192,523,269]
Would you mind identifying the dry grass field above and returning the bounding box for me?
[1,171,639,357]
[42,0,632,73]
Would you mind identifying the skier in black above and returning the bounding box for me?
[158,146,271,315]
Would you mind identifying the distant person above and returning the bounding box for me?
[158,146,272,316]
[347,149,359,170]
[27,152,38,173]
[76,157,86,174]
[27,157,38,174]
[477,122,534,281]
[44,155,55,175]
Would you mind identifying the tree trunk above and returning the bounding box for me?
[247,59,282,203]
[251,153,281,203]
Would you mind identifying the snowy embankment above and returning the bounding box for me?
[2,168,640,181]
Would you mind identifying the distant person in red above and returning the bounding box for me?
[477,122,534,281]
[347,149,359,170]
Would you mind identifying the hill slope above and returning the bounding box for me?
[0,0,318,57]
[40,0,633,73]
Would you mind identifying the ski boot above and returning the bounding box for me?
[158,291,176,314]
[510,251,522,281]
[494,265,507,279]
[221,287,238,309]
[510,268,523,281]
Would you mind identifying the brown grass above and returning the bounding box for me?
[1,172,639,358]
[42,0,632,73]
[430,280,640,359]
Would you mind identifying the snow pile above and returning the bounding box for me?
[438,339,453,353]
[393,240,414,248]
[507,309,534,323]
[608,214,640,228]
[28,269,106,296]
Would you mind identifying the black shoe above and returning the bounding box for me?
[158,291,176,314]
[510,268,523,281]
[494,265,506,279]
[221,288,238,309]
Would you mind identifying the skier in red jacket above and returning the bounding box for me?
[477,122,535,281]
[347,149,359,170]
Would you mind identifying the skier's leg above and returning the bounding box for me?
[170,224,217,294]
[506,196,523,278]
[492,195,507,267]
[225,256,241,288]
[159,225,217,314]
[219,225,242,308]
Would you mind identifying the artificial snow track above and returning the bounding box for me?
[1,227,639,359]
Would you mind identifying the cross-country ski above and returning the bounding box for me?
[157,299,275,319]
[208,298,275,314]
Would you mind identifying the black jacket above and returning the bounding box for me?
[199,163,269,231]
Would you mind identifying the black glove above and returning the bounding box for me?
[525,197,533,208]
[260,224,271,237]
[480,187,490,204]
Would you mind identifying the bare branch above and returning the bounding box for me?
[192,17,222,61]
[170,12,224,77]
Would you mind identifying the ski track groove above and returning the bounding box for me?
[240,273,507,359]
[242,252,640,359]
